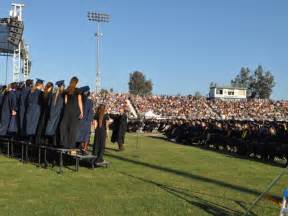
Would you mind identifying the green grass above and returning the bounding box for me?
[0,133,286,216]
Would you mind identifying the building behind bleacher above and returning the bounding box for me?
[209,86,247,100]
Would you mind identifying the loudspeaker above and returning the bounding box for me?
[0,18,9,24]
[8,35,20,46]
[9,19,24,29]
[9,31,22,40]
[10,26,23,35]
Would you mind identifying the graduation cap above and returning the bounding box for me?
[36,78,44,84]
[0,85,7,91]
[79,86,90,94]
[55,80,65,87]
[17,81,25,88]
[10,82,18,90]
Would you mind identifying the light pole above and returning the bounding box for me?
[88,12,110,93]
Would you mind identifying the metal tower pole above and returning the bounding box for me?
[96,22,101,94]
[23,43,30,81]
[13,43,21,82]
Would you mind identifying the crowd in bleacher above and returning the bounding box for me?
[208,99,287,121]
[131,95,217,119]
[127,95,288,121]
[90,92,128,114]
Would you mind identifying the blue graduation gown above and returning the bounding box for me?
[25,89,43,136]
[18,87,31,136]
[8,91,19,134]
[0,91,18,136]
[77,99,94,143]
[45,93,64,136]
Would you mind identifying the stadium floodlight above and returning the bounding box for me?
[87,12,110,93]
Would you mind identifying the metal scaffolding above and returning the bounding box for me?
[0,3,31,83]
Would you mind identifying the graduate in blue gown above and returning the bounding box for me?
[25,79,44,141]
[77,86,94,154]
[45,80,65,146]
[0,83,18,136]
[18,79,33,137]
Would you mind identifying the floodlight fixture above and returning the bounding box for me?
[88,12,110,23]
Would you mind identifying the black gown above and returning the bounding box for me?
[36,92,53,145]
[25,89,43,136]
[111,113,128,145]
[60,88,81,148]
[18,87,31,137]
[45,92,64,137]
[77,98,94,143]
[93,113,109,162]
[0,90,18,136]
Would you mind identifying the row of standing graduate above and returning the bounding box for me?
[0,77,128,161]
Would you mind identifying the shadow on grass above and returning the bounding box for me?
[105,147,120,152]
[148,135,287,168]
[106,152,284,202]
[120,172,245,216]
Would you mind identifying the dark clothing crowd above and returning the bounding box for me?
[127,119,288,165]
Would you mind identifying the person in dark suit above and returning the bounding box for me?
[45,80,65,147]
[111,107,128,151]
[25,79,44,142]
[77,86,94,155]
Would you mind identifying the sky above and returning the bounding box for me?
[0,0,287,99]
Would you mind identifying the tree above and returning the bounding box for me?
[250,66,275,99]
[194,91,202,99]
[231,65,275,99]
[128,71,153,96]
[231,67,251,88]
[100,89,109,94]
[209,82,217,88]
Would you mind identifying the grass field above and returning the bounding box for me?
[0,133,286,216]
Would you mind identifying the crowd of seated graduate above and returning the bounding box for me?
[0,77,110,163]
[165,119,288,163]
[125,118,288,164]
